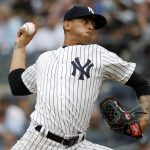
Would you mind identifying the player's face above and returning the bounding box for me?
[65,17,96,44]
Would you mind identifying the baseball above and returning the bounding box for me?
[22,22,36,35]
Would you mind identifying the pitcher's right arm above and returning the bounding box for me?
[8,24,37,95]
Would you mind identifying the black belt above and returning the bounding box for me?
[35,125,84,147]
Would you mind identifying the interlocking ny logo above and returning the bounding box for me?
[71,57,94,80]
[88,7,94,14]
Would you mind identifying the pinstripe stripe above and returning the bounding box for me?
[39,138,48,150]
[60,47,68,135]
[69,47,74,133]
[45,139,53,150]
[88,44,96,124]
[22,130,37,150]
[69,47,77,132]
[39,53,53,127]
[29,130,40,150]
[78,45,84,130]
[32,133,43,150]
[80,47,88,126]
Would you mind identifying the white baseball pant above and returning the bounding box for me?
[11,121,114,150]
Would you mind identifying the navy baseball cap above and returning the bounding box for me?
[64,5,107,30]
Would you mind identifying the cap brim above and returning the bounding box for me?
[79,14,107,30]
[92,14,107,29]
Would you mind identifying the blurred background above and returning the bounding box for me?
[0,0,150,149]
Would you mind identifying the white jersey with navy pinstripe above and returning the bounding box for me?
[21,44,135,138]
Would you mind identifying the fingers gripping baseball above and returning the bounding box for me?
[15,22,37,48]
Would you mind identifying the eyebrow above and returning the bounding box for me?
[81,18,96,28]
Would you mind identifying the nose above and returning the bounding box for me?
[88,22,95,30]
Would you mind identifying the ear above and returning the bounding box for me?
[63,20,71,31]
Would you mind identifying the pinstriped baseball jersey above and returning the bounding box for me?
[21,44,136,138]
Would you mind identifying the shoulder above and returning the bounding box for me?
[37,49,58,61]
[83,44,112,56]
[39,51,52,57]
[83,44,106,51]
[81,44,119,57]
[98,45,118,57]
[88,45,121,60]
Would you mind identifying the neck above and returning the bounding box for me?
[63,34,84,46]
[63,39,81,46]
[63,42,82,47]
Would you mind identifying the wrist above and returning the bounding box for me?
[14,44,26,49]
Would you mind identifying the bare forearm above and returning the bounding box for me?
[10,23,37,72]
[139,95,150,131]
[139,95,150,115]
[10,45,26,72]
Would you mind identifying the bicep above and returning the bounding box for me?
[102,51,136,84]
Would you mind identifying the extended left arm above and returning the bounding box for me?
[126,71,150,132]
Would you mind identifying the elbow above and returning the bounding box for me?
[10,89,20,96]
[8,74,22,96]
[9,82,32,96]
[9,82,22,96]
[8,69,32,96]
[9,85,32,96]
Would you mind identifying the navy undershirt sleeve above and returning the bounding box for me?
[125,71,150,98]
[8,69,32,96]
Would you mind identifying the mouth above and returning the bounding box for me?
[87,31,94,36]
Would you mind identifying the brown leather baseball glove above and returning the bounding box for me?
[99,97,146,139]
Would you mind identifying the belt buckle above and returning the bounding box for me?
[61,137,77,147]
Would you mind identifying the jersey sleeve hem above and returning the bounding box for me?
[21,71,37,94]
[121,63,136,84]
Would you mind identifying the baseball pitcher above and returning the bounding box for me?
[8,5,150,150]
